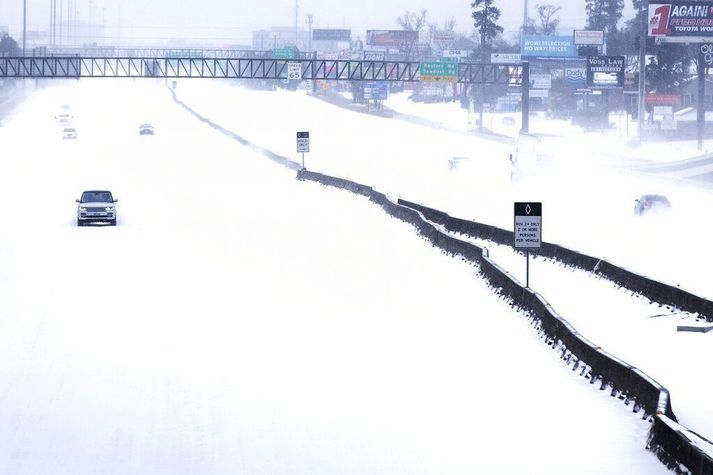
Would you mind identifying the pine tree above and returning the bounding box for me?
[585,0,624,35]
[471,0,504,61]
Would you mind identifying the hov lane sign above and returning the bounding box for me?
[296,131,310,153]
[514,202,542,249]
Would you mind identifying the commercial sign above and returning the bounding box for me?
[363,81,388,100]
[491,53,522,64]
[419,61,458,82]
[443,50,469,59]
[530,73,552,89]
[701,43,713,66]
[514,202,542,250]
[521,35,576,58]
[313,29,351,42]
[574,30,605,45]
[363,49,386,61]
[645,93,682,105]
[296,131,310,153]
[529,89,549,98]
[432,30,456,46]
[586,56,625,88]
[366,30,418,47]
[564,67,587,86]
[648,2,713,41]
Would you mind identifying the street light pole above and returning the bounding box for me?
[306,14,313,54]
[637,0,649,142]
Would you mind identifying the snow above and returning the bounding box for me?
[0,79,668,473]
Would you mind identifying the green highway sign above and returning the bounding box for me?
[273,48,296,60]
[439,56,459,63]
[419,61,458,82]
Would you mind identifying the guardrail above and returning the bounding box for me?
[398,199,713,322]
[296,169,713,474]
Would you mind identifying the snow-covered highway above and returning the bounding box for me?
[0,80,666,473]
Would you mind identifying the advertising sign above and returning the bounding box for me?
[530,73,552,89]
[366,30,418,47]
[313,29,351,41]
[491,53,522,64]
[443,50,469,59]
[363,49,386,61]
[564,67,587,86]
[586,56,625,88]
[529,89,549,98]
[514,203,542,250]
[648,2,713,41]
[419,61,458,82]
[521,35,576,58]
[432,31,456,46]
[363,81,388,100]
[645,93,682,105]
[701,43,713,66]
[574,30,605,45]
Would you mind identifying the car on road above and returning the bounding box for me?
[76,190,118,226]
[55,113,73,125]
[139,124,154,135]
[634,194,672,216]
[62,127,78,139]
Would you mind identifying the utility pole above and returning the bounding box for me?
[637,0,649,142]
[22,0,26,55]
[59,0,63,45]
[49,0,54,47]
[306,14,313,54]
[295,0,299,47]
[523,0,529,30]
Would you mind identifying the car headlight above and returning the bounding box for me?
[105,207,115,211]
[79,207,87,211]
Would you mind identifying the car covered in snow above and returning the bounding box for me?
[139,124,154,135]
[76,190,118,226]
[634,194,672,216]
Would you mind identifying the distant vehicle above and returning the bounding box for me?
[139,124,154,135]
[76,190,118,226]
[634,194,672,216]
[62,127,78,139]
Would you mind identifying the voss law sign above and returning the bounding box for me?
[649,2,713,41]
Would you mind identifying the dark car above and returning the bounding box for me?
[634,194,672,216]
[76,190,118,226]
[139,124,154,135]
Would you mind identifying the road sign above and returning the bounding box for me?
[419,61,458,82]
[287,62,302,80]
[296,131,310,153]
[273,48,295,60]
[363,81,388,100]
[514,202,542,249]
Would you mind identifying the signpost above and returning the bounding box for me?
[297,131,309,169]
[514,202,542,288]
[419,61,458,82]
[363,81,388,100]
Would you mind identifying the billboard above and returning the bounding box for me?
[574,30,605,45]
[366,30,418,47]
[530,73,552,89]
[586,56,625,89]
[521,35,576,58]
[648,2,713,41]
[564,68,587,86]
[313,29,351,41]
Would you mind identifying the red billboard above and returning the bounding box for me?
[645,93,682,106]
[366,30,418,48]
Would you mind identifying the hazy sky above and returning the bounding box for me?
[1,0,636,46]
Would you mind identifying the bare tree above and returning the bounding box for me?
[397,10,428,33]
[535,4,562,35]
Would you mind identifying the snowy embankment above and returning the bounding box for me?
[177,81,713,303]
[0,80,667,473]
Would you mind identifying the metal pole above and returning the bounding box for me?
[59,0,63,45]
[22,0,26,55]
[301,152,305,170]
[637,0,649,141]
[526,250,530,288]
[295,0,299,46]
[698,58,706,150]
[522,62,530,133]
[523,0,529,30]
[307,14,312,55]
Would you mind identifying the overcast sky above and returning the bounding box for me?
[1,0,636,46]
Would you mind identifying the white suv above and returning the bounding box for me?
[76,190,118,226]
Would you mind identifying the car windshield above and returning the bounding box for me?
[81,191,113,203]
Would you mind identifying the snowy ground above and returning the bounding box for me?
[0,80,667,473]
[178,81,713,302]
